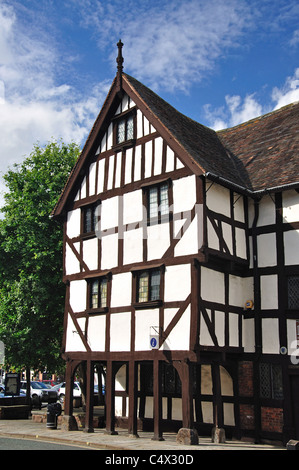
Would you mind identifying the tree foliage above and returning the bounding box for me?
[0,140,79,373]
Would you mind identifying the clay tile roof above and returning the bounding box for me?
[125,74,299,194]
[217,101,299,192]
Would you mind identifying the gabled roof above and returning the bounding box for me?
[52,63,299,218]
[217,101,299,192]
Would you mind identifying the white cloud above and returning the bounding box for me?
[77,0,253,92]
[0,2,111,206]
[204,68,299,130]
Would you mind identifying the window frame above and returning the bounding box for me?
[259,362,283,402]
[144,180,172,226]
[81,203,99,238]
[86,274,111,314]
[112,108,136,151]
[287,275,299,310]
[132,265,164,309]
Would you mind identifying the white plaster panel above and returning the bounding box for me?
[110,312,131,352]
[164,264,191,302]
[66,209,81,238]
[172,398,183,420]
[134,145,142,181]
[283,190,299,223]
[162,305,190,351]
[173,175,196,214]
[242,317,255,352]
[229,275,253,307]
[80,176,86,199]
[260,275,278,310]
[257,195,276,226]
[65,243,80,275]
[87,315,106,351]
[174,215,199,256]
[89,162,96,196]
[215,311,225,347]
[236,228,247,259]
[123,228,143,265]
[110,272,132,308]
[199,309,214,346]
[147,223,170,260]
[165,146,175,173]
[137,110,143,139]
[65,314,86,352]
[202,402,213,423]
[233,193,245,222]
[144,116,150,136]
[144,140,152,178]
[287,319,298,356]
[154,137,163,176]
[284,230,299,265]
[114,152,122,188]
[125,148,133,185]
[176,158,184,169]
[223,403,235,426]
[201,267,225,304]
[135,309,159,351]
[262,318,279,354]
[97,158,105,194]
[107,154,115,190]
[101,233,118,269]
[107,123,113,149]
[101,196,119,230]
[222,222,233,254]
[69,280,87,312]
[123,190,143,225]
[206,182,230,217]
[257,233,277,267]
[82,238,98,271]
[229,313,239,347]
[207,218,219,250]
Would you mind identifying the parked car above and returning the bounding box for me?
[20,381,58,403]
[58,381,81,403]
[41,380,58,388]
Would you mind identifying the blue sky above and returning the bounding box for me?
[0,0,298,199]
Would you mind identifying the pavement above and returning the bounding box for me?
[0,412,287,452]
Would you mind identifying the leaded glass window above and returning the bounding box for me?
[137,269,161,303]
[259,363,283,400]
[148,183,169,222]
[89,278,108,309]
[116,113,135,144]
[288,276,299,309]
[83,205,98,234]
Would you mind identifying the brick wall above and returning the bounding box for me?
[261,407,283,433]
[238,361,253,397]
[240,404,255,430]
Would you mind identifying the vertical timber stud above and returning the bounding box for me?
[128,360,139,437]
[152,359,164,441]
[105,360,118,435]
[84,360,94,433]
[175,360,199,445]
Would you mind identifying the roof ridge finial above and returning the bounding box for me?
[116,39,124,75]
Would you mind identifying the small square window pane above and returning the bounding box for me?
[138,272,149,302]
[127,116,134,140]
[150,270,160,300]
[149,187,158,218]
[117,119,125,143]
[288,276,299,309]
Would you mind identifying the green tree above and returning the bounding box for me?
[0,140,79,375]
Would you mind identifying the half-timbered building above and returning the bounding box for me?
[52,41,299,444]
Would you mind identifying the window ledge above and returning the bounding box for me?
[112,139,136,152]
[132,300,163,310]
[86,307,108,315]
